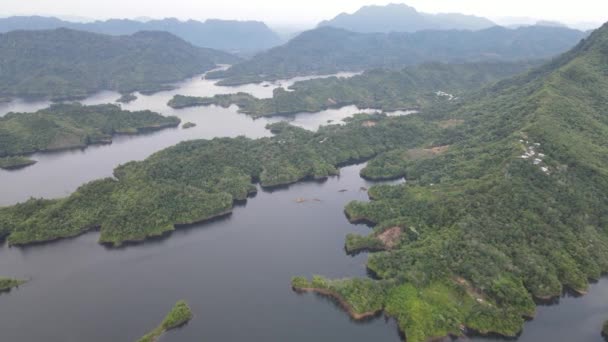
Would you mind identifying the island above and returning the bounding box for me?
[603,320,608,341]
[0,156,37,170]
[182,122,197,129]
[137,300,193,342]
[169,61,537,117]
[116,93,138,104]
[2,23,608,342]
[0,103,180,159]
[0,277,27,292]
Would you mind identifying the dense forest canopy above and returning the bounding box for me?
[292,22,608,341]
[2,19,605,342]
[169,61,540,116]
[207,25,587,85]
[0,103,180,159]
[0,28,239,100]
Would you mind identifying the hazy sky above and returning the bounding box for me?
[3,0,607,28]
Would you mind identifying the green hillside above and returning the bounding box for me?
[207,26,585,85]
[1,19,608,342]
[0,28,239,100]
[294,22,608,341]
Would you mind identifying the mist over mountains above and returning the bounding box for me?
[0,16,283,54]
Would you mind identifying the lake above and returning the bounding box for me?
[0,73,606,342]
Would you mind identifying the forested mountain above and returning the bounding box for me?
[0,28,239,100]
[295,21,608,341]
[207,25,587,84]
[170,60,539,116]
[2,20,608,342]
[0,16,283,54]
[318,3,495,33]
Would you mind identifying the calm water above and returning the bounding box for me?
[0,74,606,342]
[0,72,377,206]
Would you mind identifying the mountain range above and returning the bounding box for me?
[0,16,283,54]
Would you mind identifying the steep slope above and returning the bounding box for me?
[0,16,283,54]
[207,26,586,84]
[292,22,608,341]
[318,3,495,33]
[0,28,239,100]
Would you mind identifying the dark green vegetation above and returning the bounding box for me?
[137,300,193,342]
[319,3,495,33]
[0,28,239,100]
[0,278,26,292]
[207,26,586,84]
[0,114,440,246]
[170,61,538,117]
[291,22,608,341]
[0,156,37,170]
[603,320,608,340]
[0,103,180,158]
[116,94,138,104]
[0,16,283,54]
[1,16,607,342]
[182,122,196,129]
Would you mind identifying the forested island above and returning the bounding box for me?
[0,113,441,246]
[206,25,586,85]
[0,28,239,100]
[0,103,180,159]
[1,18,608,342]
[116,93,138,104]
[0,278,26,292]
[137,300,193,342]
[169,61,538,117]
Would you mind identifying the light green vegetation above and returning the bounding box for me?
[169,61,538,117]
[0,156,36,170]
[291,23,608,341]
[207,26,584,84]
[0,277,26,292]
[0,28,239,100]
[137,300,193,342]
[0,103,180,158]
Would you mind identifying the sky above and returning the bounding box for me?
[2,0,607,29]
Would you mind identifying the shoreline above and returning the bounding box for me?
[292,286,382,320]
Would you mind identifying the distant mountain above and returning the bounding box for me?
[535,20,568,28]
[0,16,283,54]
[0,28,239,100]
[208,25,587,85]
[318,3,495,33]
